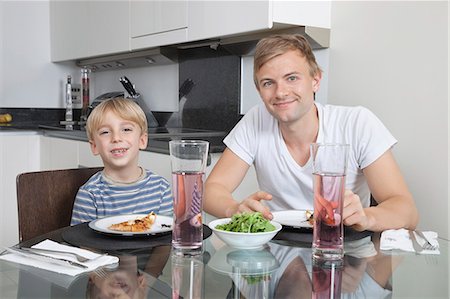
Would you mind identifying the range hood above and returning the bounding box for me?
[77,25,329,72]
[76,47,178,72]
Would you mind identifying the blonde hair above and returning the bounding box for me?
[253,34,322,87]
[86,98,148,140]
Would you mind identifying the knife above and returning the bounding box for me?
[123,76,138,97]
[119,77,135,98]
[408,230,424,253]
[5,247,88,269]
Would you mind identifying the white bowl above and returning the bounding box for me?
[208,218,282,249]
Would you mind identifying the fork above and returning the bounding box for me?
[20,247,105,263]
[414,230,438,251]
[93,267,109,278]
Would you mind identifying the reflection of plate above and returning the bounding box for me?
[272,210,313,229]
[88,214,172,236]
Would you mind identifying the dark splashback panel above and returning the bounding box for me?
[178,46,243,132]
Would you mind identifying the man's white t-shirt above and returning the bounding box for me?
[224,102,397,210]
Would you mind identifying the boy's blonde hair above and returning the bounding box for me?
[86,98,148,140]
[253,34,322,87]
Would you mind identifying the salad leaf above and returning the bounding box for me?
[216,212,275,233]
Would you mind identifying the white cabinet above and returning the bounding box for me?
[0,132,40,247]
[188,1,331,42]
[130,0,188,50]
[40,136,79,170]
[50,1,130,61]
[78,141,103,168]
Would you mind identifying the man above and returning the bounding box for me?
[204,34,418,232]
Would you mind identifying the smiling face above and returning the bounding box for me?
[255,49,321,127]
[90,110,148,174]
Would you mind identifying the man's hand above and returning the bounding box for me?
[343,190,371,231]
[226,191,273,219]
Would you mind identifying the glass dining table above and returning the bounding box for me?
[0,223,448,299]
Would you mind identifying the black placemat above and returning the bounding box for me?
[273,226,373,244]
[62,222,212,251]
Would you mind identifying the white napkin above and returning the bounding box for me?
[380,229,440,255]
[0,239,119,276]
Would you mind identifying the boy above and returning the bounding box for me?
[71,98,172,225]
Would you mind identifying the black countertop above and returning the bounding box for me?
[0,122,227,154]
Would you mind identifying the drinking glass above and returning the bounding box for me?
[169,140,209,256]
[310,143,349,260]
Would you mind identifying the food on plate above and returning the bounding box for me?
[306,210,314,225]
[108,212,156,232]
[0,113,12,123]
[215,212,276,233]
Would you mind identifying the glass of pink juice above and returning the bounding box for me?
[310,143,349,261]
[169,140,209,256]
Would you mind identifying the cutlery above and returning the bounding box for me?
[123,76,138,97]
[5,247,88,269]
[409,230,427,253]
[19,247,104,263]
[414,230,437,251]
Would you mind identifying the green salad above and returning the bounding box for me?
[215,212,275,233]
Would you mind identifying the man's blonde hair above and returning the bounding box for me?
[253,34,322,87]
[86,98,148,140]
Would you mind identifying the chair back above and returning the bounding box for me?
[16,167,102,242]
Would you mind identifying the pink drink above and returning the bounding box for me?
[312,260,343,299]
[313,173,345,260]
[172,171,204,255]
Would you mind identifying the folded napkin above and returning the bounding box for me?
[380,229,440,255]
[0,239,119,276]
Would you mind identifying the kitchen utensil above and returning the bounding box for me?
[119,77,136,98]
[179,78,194,100]
[415,230,438,251]
[409,230,426,253]
[4,247,88,269]
[19,247,105,263]
[123,76,138,97]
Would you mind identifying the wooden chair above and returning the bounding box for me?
[16,167,103,242]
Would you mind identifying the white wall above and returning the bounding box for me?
[0,1,178,111]
[328,2,448,239]
[0,1,77,108]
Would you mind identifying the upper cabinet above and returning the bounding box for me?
[187,1,330,42]
[50,1,330,62]
[50,1,130,62]
[130,0,188,50]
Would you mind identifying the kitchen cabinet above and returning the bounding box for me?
[40,136,79,170]
[0,132,40,248]
[78,141,103,168]
[187,1,331,42]
[50,1,130,62]
[130,0,188,50]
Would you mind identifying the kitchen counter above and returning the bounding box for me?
[0,123,227,154]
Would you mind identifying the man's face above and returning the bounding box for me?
[255,50,321,126]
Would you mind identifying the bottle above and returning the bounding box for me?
[65,75,73,123]
[80,68,90,123]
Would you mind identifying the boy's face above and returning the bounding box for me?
[90,110,148,171]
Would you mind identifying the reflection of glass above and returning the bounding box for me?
[312,258,343,299]
[171,254,204,299]
[226,247,279,299]
[170,140,209,256]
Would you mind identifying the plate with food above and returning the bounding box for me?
[88,212,173,236]
[271,210,314,230]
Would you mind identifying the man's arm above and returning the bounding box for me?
[343,150,419,231]
[204,148,272,218]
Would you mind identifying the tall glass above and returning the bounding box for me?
[310,143,349,260]
[169,140,209,256]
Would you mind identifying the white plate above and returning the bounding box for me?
[88,214,173,236]
[272,210,313,229]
